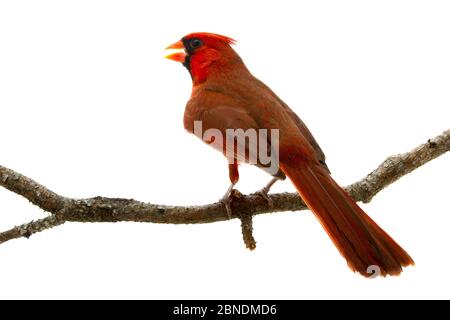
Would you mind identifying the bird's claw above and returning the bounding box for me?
[221,195,233,218]
[257,187,273,208]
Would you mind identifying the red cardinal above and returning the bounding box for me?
[165,32,414,277]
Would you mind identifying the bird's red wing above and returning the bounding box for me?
[252,78,329,172]
[184,92,284,177]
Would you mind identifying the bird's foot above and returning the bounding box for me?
[220,188,242,219]
[221,194,233,218]
[256,186,273,208]
[221,183,237,218]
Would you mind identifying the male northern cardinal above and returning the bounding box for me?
[165,32,414,277]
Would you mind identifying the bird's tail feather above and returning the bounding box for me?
[280,161,414,277]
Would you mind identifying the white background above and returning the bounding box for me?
[0,1,449,299]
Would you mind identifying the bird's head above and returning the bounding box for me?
[165,32,243,84]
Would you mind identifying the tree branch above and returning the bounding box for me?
[0,129,449,246]
[0,216,64,245]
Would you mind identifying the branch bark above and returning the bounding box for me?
[1,129,449,247]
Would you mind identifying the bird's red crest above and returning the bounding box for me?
[183,32,236,46]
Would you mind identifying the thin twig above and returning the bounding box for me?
[0,216,64,245]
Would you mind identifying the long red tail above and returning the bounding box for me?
[281,161,414,277]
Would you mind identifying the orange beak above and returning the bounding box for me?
[164,40,186,63]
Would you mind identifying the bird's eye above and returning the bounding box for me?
[190,39,203,50]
